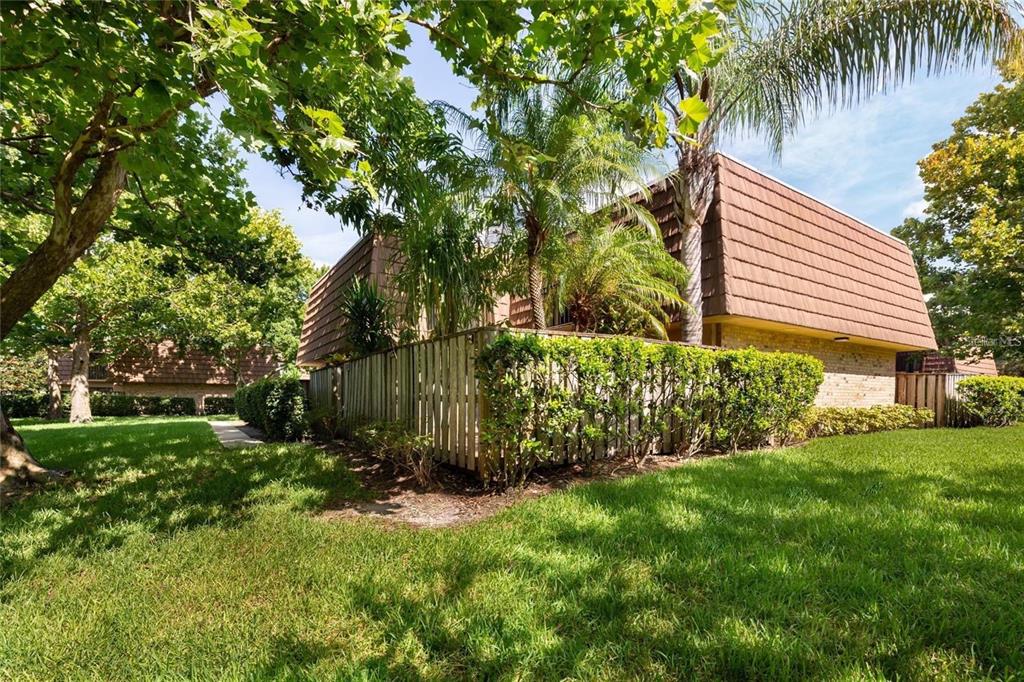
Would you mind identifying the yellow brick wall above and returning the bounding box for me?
[716,324,896,407]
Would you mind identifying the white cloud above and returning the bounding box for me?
[902,199,929,219]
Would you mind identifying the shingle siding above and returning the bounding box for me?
[296,234,378,366]
[57,341,276,386]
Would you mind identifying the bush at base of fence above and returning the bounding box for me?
[957,376,1024,426]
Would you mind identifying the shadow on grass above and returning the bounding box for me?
[332,440,1024,679]
[1,418,362,577]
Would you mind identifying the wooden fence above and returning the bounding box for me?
[309,327,505,472]
[895,372,972,427]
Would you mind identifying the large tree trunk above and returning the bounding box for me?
[45,350,63,420]
[69,329,92,423]
[0,152,126,342]
[525,213,546,330]
[1,405,57,491]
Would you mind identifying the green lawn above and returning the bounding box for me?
[1,418,1022,680]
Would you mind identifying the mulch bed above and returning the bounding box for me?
[317,442,716,528]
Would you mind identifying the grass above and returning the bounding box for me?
[1,418,1022,680]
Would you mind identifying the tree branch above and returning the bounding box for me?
[50,91,119,245]
[0,190,55,216]
[0,133,52,144]
[2,51,58,72]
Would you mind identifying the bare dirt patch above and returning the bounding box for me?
[318,442,716,528]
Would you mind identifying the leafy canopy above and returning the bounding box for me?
[167,211,319,376]
[1,0,727,237]
[893,64,1024,370]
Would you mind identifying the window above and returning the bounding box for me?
[88,353,109,381]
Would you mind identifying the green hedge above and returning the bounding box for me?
[476,334,823,485]
[790,404,934,441]
[203,396,236,415]
[957,376,1024,426]
[1,392,195,418]
[1,391,48,418]
[89,393,196,417]
[235,376,306,441]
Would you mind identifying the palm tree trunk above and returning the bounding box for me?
[525,213,546,330]
[45,350,63,420]
[69,328,92,423]
[672,160,704,345]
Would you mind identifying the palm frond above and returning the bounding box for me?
[546,220,691,339]
[713,0,1018,155]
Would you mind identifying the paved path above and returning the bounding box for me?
[209,420,265,449]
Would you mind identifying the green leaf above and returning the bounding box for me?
[678,95,710,135]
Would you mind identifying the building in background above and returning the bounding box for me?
[58,340,277,413]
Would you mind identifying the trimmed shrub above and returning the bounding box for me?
[1,392,197,418]
[476,334,823,485]
[1,391,48,418]
[235,376,306,441]
[714,348,823,452]
[203,396,236,415]
[789,404,934,441]
[352,420,436,487]
[957,376,1024,426]
[89,394,196,417]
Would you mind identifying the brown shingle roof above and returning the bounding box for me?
[58,341,277,386]
[296,234,404,366]
[706,155,936,350]
[310,156,937,354]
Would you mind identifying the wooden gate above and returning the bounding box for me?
[895,372,971,427]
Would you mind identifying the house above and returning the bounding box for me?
[57,340,278,412]
[299,154,938,407]
[296,235,510,367]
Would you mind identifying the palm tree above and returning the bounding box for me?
[447,72,660,329]
[664,0,1019,344]
[393,176,513,337]
[546,220,691,339]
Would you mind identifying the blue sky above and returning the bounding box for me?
[240,27,1001,266]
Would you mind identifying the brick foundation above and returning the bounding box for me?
[714,323,896,407]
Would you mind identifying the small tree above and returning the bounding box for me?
[167,211,318,383]
[546,221,690,339]
[31,240,174,423]
[339,278,397,358]
[450,72,662,329]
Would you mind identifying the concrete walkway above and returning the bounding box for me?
[209,420,265,449]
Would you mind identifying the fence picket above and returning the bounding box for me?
[894,372,968,427]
